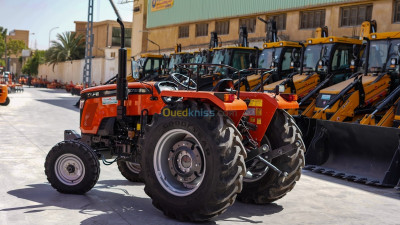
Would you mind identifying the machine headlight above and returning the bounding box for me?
[391,58,397,65]
[351,60,355,66]
[290,61,295,67]
[318,60,323,66]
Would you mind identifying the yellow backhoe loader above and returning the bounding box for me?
[296,22,400,188]
[263,26,362,114]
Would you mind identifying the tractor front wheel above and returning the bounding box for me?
[141,102,246,221]
[44,140,100,194]
[238,109,305,204]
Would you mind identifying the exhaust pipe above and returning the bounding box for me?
[109,0,127,121]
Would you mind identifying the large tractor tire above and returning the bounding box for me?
[117,160,143,183]
[0,97,10,106]
[141,102,246,221]
[44,140,100,194]
[238,109,305,204]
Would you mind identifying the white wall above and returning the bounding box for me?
[38,49,130,85]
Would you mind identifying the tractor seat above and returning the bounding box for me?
[212,79,236,93]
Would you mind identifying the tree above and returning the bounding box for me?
[22,50,45,76]
[0,27,7,63]
[7,39,26,56]
[46,32,85,69]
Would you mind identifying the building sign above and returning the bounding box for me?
[151,0,174,12]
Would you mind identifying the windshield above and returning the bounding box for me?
[131,60,140,79]
[168,54,184,69]
[258,48,283,69]
[362,39,400,71]
[303,44,333,71]
[211,49,255,76]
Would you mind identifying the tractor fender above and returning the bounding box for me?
[160,90,247,126]
[160,90,247,111]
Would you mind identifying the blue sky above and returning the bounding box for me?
[0,0,133,50]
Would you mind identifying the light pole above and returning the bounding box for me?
[30,33,35,49]
[48,27,59,48]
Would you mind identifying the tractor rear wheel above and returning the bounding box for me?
[44,140,100,194]
[141,102,246,221]
[238,109,305,204]
[117,160,143,183]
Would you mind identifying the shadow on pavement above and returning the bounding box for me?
[2,180,284,225]
[36,98,80,112]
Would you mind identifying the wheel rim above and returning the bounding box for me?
[126,162,141,173]
[54,153,86,186]
[154,129,205,197]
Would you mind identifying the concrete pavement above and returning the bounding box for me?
[0,87,399,225]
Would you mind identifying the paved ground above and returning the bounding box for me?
[0,87,399,225]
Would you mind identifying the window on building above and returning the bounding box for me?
[196,23,208,37]
[239,17,256,33]
[267,14,287,30]
[340,4,372,26]
[178,25,189,38]
[394,0,400,22]
[300,10,325,29]
[112,27,132,47]
[215,20,230,35]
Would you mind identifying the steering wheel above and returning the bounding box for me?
[171,73,197,90]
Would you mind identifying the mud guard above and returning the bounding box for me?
[295,117,400,187]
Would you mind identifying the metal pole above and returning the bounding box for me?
[48,27,59,48]
[4,35,7,71]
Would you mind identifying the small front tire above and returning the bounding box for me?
[44,140,100,194]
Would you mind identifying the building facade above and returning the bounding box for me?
[6,29,29,75]
[74,20,133,58]
[131,0,400,56]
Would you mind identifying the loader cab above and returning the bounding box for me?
[263,37,361,98]
[360,34,400,75]
[130,54,169,82]
[258,41,303,82]
[211,47,257,78]
[168,52,194,73]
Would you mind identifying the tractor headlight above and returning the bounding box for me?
[318,60,323,66]
[391,58,397,65]
[271,62,276,68]
[351,60,355,66]
[290,61,295,67]
[329,38,333,42]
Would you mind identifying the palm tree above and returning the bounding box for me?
[46,31,85,69]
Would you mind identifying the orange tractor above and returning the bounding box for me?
[44,1,305,222]
[0,84,9,106]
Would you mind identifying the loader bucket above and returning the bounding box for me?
[295,117,400,187]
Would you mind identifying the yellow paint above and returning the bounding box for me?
[249,99,263,107]
[306,36,362,45]
[140,53,163,58]
[150,0,174,12]
[257,118,262,125]
[263,41,302,49]
[256,108,262,116]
